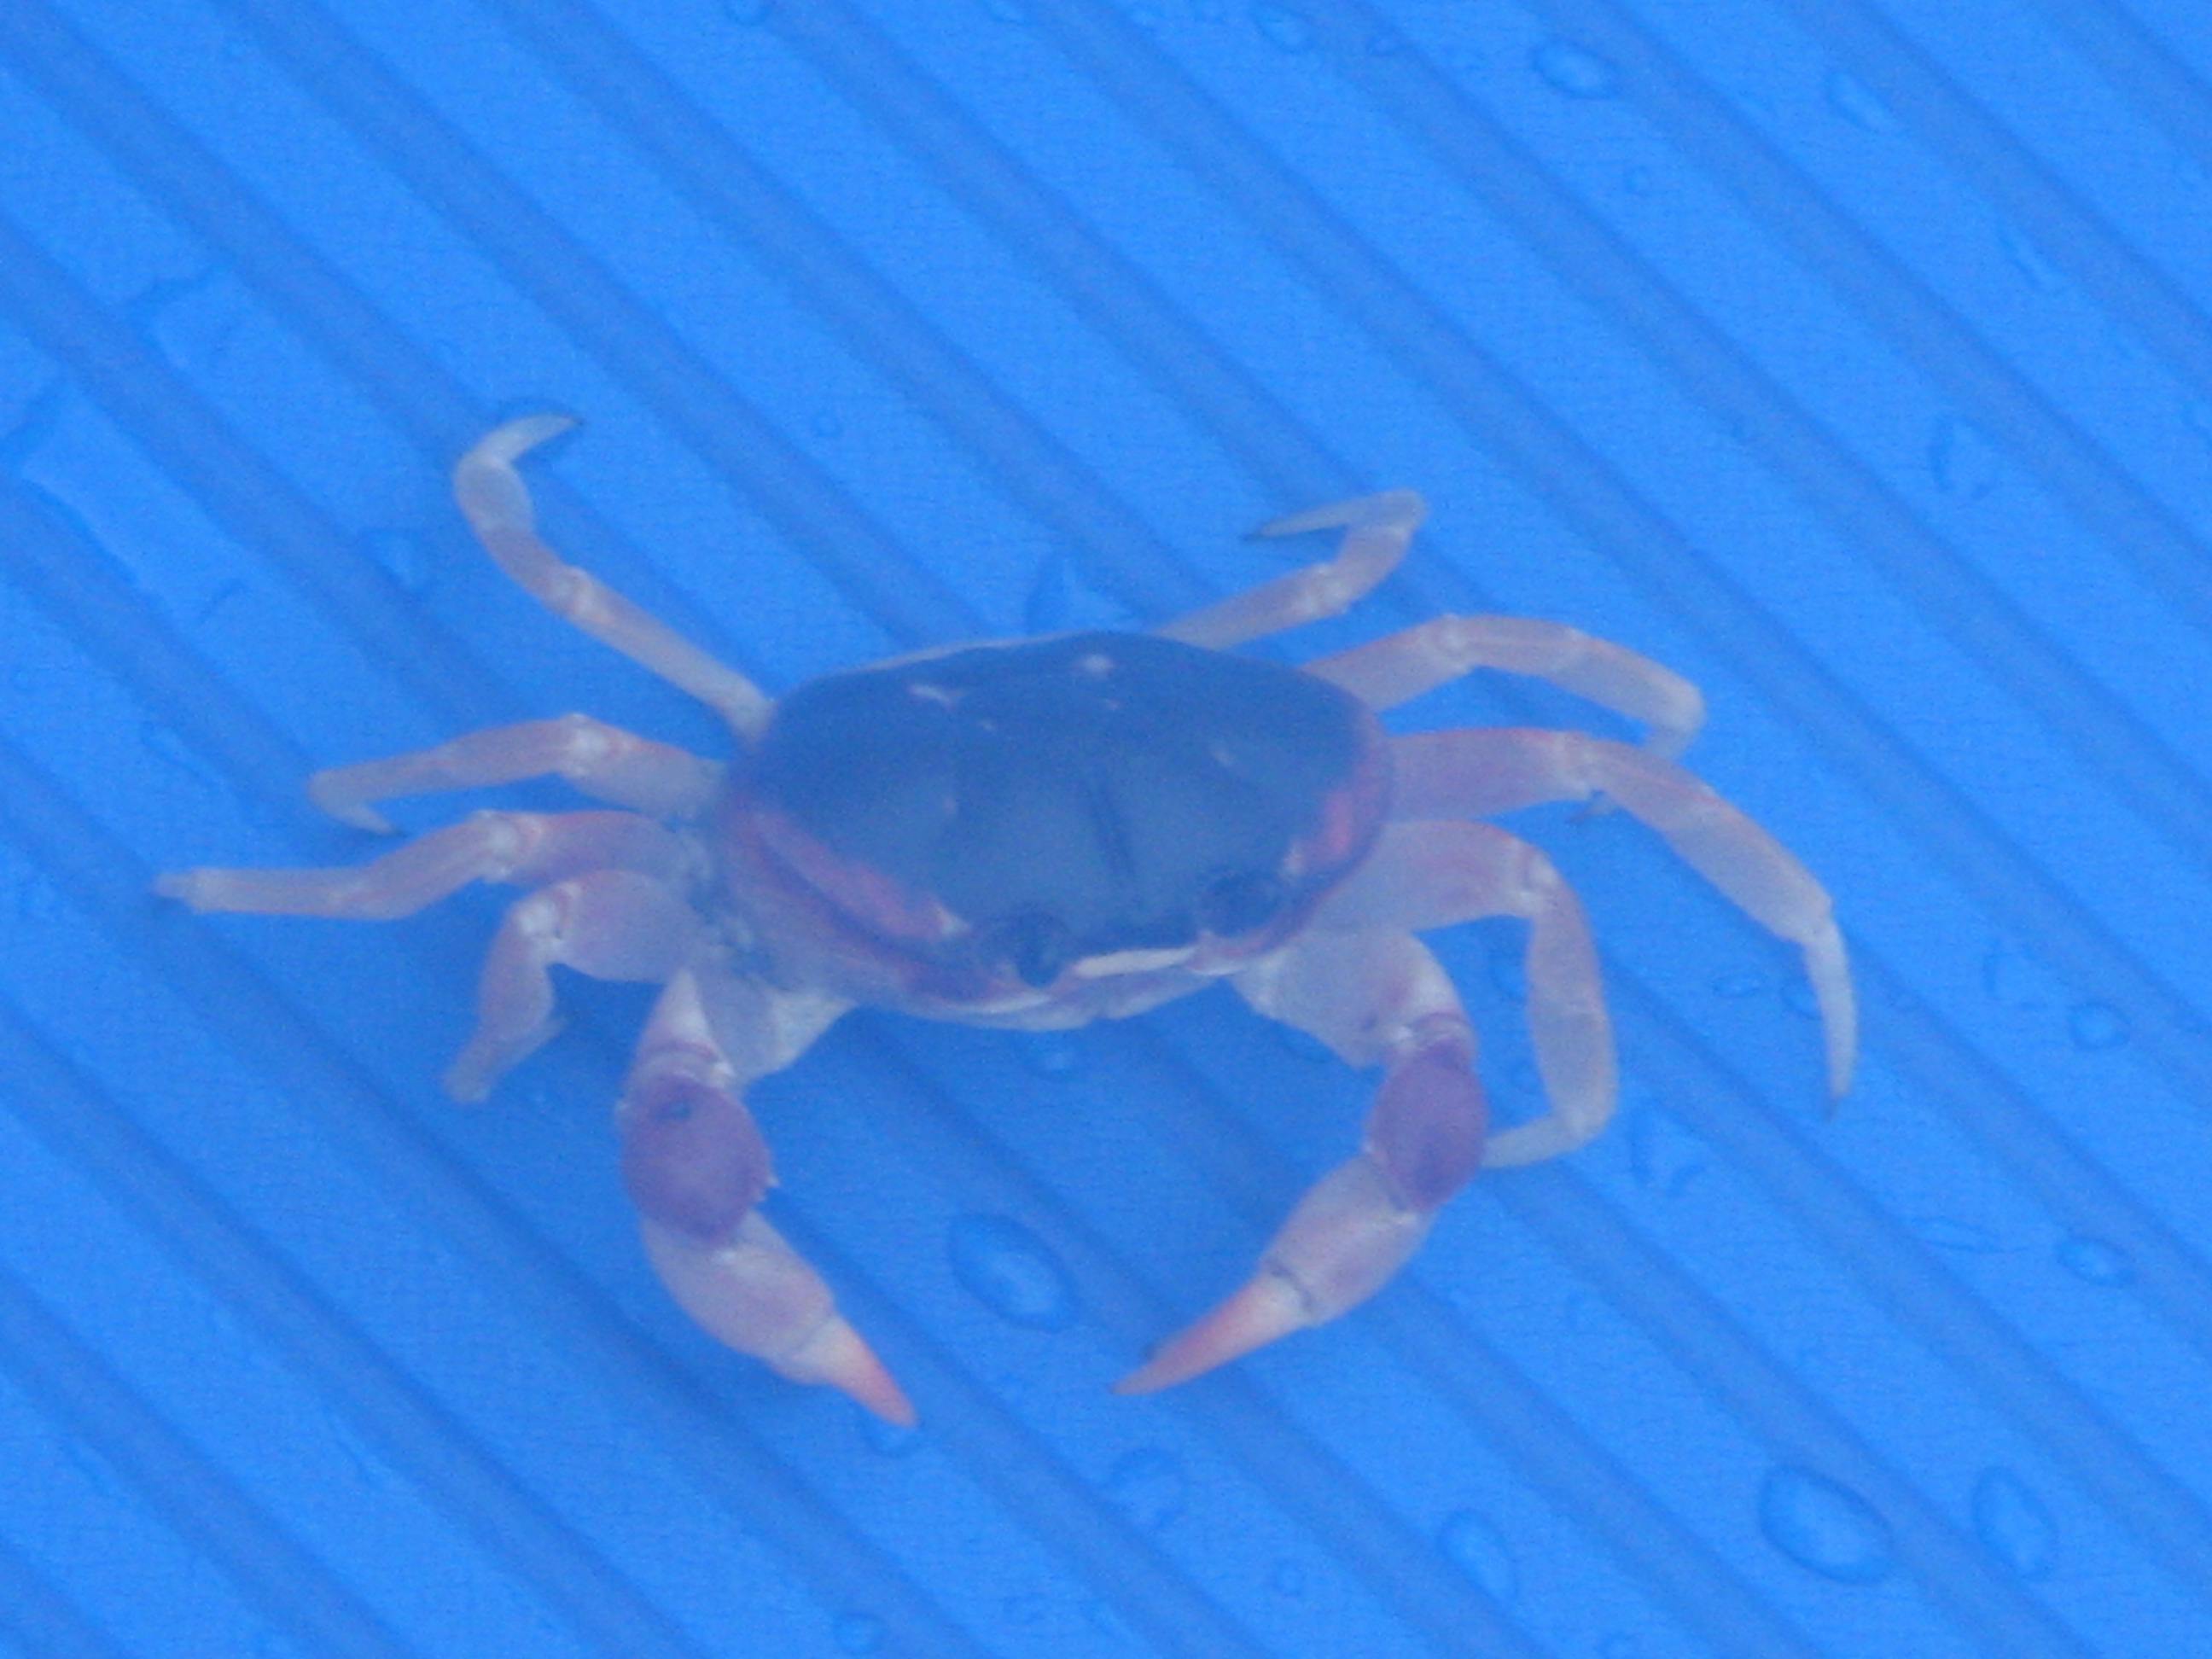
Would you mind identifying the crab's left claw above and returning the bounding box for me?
[1119,991,1485,1395]
[1115,1150,1443,1394]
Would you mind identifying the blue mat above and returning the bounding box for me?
[2,2,2205,1655]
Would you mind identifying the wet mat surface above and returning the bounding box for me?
[2,2,2209,1656]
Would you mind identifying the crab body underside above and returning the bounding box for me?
[161,418,1855,1424]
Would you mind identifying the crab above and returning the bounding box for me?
[160,416,1855,1425]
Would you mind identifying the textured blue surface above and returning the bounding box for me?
[1,2,2208,1655]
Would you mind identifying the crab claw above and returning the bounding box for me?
[1116,1152,1437,1395]
[618,970,907,1419]
[643,1214,917,1427]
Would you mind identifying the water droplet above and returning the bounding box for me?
[1712,969,1767,1000]
[1487,945,1528,1002]
[1628,1103,1706,1196]
[947,1214,1080,1330]
[1929,416,1999,500]
[1365,26,1404,56]
[2000,224,2065,293]
[2056,1235,2134,1287]
[130,267,242,370]
[1622,165,1657,196]
[1825,70,1899,133]
[1436,1508,1518,1602]
[810,410,843,439]
[1782,975,1822,1020]
[1002,1592,1051,1628]
[1270,1557,1306,1596]
[724,0,772,22]
[1533,40,1620,100]
[833,1613,885,1654]
[1251,2,1313,51]
[1970,1468,2057,1579]
[2067,1001,2128,1051]
[1911,1215,2001,1253]
[1759,1467,1894,1584]
[1013,1030,1088,1079]
[1104,1447,1186,1529]
[363,529,433,596]
[2187,401,2212,449]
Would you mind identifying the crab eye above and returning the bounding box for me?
[1198,870,1285,937]
[982,911,1079,988]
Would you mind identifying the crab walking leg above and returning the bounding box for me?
[309,714,721,832]
[1314,820,1617,1168]
[445,869,705,1102]
[620,970,914,1424]
[1154,490,1426,650]
[1118,930,1486,1394]
[454,417,775,740]
[156,809,691,920]
[1395,728,1857,1097]
[1305,616,1706,760]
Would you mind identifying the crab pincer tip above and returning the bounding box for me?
[779,1316,918,1429]
[1114,1272,1311,1396]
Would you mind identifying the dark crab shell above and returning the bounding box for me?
[716,631,1392,1006]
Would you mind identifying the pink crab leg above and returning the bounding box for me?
[155,809,690,921]
[1394,728,1857,1097]
[454,416,775,741]
[1314,819,1617,1168]
[308,713,722,832]
[620,969,913,1424]
[1118,929,1485,1394]
[444,868,704,1102]
[1304,616,1707,760]
[1154,490,1426,650]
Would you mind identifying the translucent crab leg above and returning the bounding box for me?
[1394,728,1857,1098]
[155,809,688,920]
[444,869,704,1103]
[1303,615,1706,760]
[622,969,911,1425]
[454,416,775,741]
[308,713,722,832]
[1154,489,1425,650]
[1313,819,1617,1168]
[1118,929,1485,1394]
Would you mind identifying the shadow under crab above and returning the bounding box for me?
[160,416,1855,1424]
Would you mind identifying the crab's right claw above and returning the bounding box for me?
[642,1214,916,1427]
[620,971,908,1420]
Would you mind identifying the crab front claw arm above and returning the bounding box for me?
[1119,932,1486,1394]
[620,969,915,1425]
[639,1214,913,1427]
